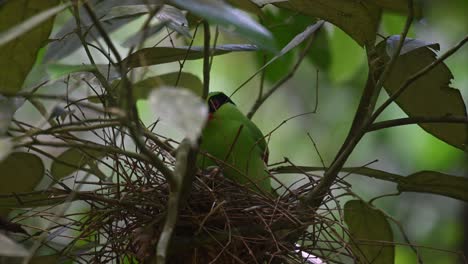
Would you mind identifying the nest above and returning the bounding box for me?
[9,141,351,263]
[64,150,351,263]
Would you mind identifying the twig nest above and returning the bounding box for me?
[81,164,322,263]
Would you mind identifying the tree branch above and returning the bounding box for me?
[300,1,415,210]
[247,29,318,119]
[156,139,198,263]
[202,21,211,99]
[368,116,468,132]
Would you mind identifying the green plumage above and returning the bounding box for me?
[197,92,272,194]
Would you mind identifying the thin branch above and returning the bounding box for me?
[307,132,326,168]
[175,22,201,86]
[202,21,211,99]
[368,116,468,132]
[18,140,149,164]
[247,32,318,119]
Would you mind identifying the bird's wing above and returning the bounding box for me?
[219,104,269,162]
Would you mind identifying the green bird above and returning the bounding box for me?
[197,92,272,194]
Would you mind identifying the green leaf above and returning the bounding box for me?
[0,152,44,194]
[101,4,151,22]
[0,0,60,93]
[306,27,331,71]
[90,71,203,104]
[377,38,468,151]
[123,44,257,68]
[227,0,263,16]
[398,171,468,202]
[329,26,365,83]
[370,0,423,17]
[102,4,191,38]
[344,200,394,264]
[275,0,381,46]
[0,191,68,209]
[0,152,44,215]
[133,72,204,99]
[169,0,275,50]
[51,148,106,180]
[0,3,68,46]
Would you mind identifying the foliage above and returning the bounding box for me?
[0,0,466,263]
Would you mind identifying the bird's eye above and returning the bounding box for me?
[209,99,220,112]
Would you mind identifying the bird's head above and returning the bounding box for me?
[207,92,235,119]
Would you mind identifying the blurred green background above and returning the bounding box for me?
[38,0,467,263]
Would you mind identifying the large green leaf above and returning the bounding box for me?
[101,4,151,21]
[89,71,203,103]
[100,4,190,37]
[0,152,44,194]
[370,0,423,17]
[123,44,257,68]
[169,0,274,50]
[329,26,365,83]
[0,191,68,209]
[398,171,468,202]
[0,152,44,215]
[275,0,381,46]
[0,0,60,93]
[51,148,106,180]
[227,0,263,16]
[132,72,203,98]
[306,26,331,71]
[377,37,468,151]
[344,200,394,264]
